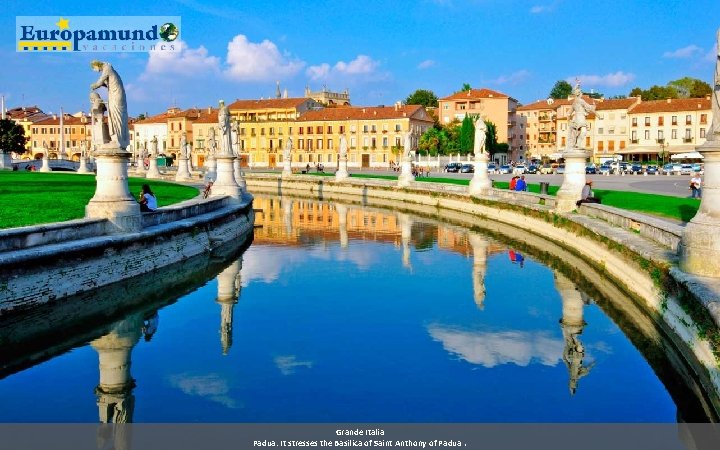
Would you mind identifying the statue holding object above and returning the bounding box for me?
[566,82,595,150]
[90,60,129,150]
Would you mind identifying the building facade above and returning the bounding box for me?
[30,113,91,159]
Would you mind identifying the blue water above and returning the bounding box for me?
[0,196,684,422]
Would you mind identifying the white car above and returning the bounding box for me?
[513,164,527,175]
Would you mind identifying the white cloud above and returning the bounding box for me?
[143,39,220,78]
[168,373,238,408]
[491,69,531,85]
[224,34,305,82]
[428,325,564,368]
[569,71,635,88]
[306,55,383,81]
[705,45,718,63]
[417,59,435,70]
[274,355,313,375]
[662,45,703,59]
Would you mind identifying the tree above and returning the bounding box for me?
[461,83,472,92]
[405,89,439,108]
[484,121,498,156]
[458,115,475,153]
[643,85,679,101]
[549,80,573,99]
[0,119,27,155]
[689,80,712,98]
[629,87,643,98]
[418,127,446,156]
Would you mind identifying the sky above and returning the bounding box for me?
[1,0,718,116]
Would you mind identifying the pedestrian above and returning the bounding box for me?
[690,173,702,199]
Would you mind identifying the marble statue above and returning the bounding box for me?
[218,100,232,156]
[567,82,595,149]
[89,92,109,148]
[42,141,49,158]
[404,132,413,159]
[231,120,241,156]
[207,127,218,155]
[284,137,292,161]
[90,60,129,149]
[151,135,158,155]
[339,135,347,159]
[180,132,191,159]
[141,142,149,160]
[80,141,87,158]
[473,116,488,155]
[711,28,720,138]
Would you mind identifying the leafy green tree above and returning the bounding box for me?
[484,121,498,156]
[549,80,573,99]
[689,80,712,98]
[418,127,446,156]
[0,118,27,155]
[459,115,475,154]
[643,85,679,100]
[405,89,439,108]
[461,83,472,92]
[629,87,643,97]
[668,77,711,98]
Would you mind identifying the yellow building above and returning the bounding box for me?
[190,107,218,168]
[8,106,47,154]
[30,113,91,159]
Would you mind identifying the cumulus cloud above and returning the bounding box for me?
[568,71,635,88]
[428,325,564,368]
[168,373,239,408]
[306,55,382,81]
[143,39,220,78]
[274,355,314,375]
[224,34,305,82]
[491,69,531,85]
[417,59,435,70]
[663,45,703,59]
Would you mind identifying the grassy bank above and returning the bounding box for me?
[0,172,199,229]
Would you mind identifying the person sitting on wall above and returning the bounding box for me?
[576,180,600,207]
[509,176,518,190]
[138,183,158,212]
[515,175,528,191]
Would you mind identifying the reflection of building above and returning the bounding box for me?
[216,257,243,355]
[90,314,143,424]
[554,272,594,395]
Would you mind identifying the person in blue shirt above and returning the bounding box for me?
[514,175,527,191]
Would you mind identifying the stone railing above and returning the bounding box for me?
[141,196,230,228]
[0,218,109,252]
[578,203,683,251]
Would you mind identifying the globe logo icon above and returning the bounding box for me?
[159,23,179,42]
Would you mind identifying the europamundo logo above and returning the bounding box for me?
[16,16,181,52]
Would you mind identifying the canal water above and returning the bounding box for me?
[0,195,711,422]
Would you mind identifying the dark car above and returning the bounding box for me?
[645,165,658,175]
[628,164,643,175]
[445,162,462,173]
[585,165,597,174]
[526,165,538,174]
[461,163,474,173]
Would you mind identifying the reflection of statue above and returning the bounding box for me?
[207,127,218,155]
[711,29,720,138]
[284,137,292,161]
[339,135,348,159]
[90,60,129,149]
[218,100,232,156]
[567,82,595,149]
[89,92,110,148]
[404,132,413,158]
[473,116,487,156]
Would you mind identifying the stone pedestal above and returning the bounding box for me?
[282,155,292,177]
[205,156,217,182]
[175,157,193,182]
[555,149,589,213]
[77,156,90,173]
[469,234,488,310]
[468,152,492,196]
[216,259,242,355]
[145,156,161,179]
[398,156,414,187]
[40,157,51,172]
[337,203,349,248]
[234,158,246,193]
[211,155,241,202]
[135,155,146,176]
[85,148,142,232]
[336,155,349,181]
[680,140,720,276]
[0,152,12,170]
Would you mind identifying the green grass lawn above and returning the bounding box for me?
[0,172,199,229]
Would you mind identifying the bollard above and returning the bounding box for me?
[539,181,549,195]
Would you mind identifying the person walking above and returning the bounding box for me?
[690,173,702,199]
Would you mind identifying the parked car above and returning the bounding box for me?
[585,165,597,174]
[599,164,612,175]
[555,164,566,174]
[539,164,554,174]
[499,165,512,174]
[461,163,474,173]
[692,163,703,173]
[628,164,643,175]
[487,163,498,173]
[645,165,658,175]
[445,162,462,173]
[661,163,682,175]
[513,164,527,175]
[680,164,693,175]
[526,165,538,174]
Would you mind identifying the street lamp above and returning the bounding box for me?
[658,141,667,166]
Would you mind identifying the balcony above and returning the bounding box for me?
[656,138,665,144]
[684,137,693,143]
[631,139,639,144]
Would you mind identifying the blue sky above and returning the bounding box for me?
[1,0,717,116]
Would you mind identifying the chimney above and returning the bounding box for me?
[208,106,212,114]
[706,94,711,100]
[53,114,57,120]
[362,108,366,113]
[666,98,672,104]
[373,110,377,115]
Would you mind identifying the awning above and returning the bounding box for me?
[671,152,704,160]
[547,152,564,159]
[614,145,698,155]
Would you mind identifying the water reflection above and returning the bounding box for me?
[216,256,243,355]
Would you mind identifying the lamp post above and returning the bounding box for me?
[658,141,667,166]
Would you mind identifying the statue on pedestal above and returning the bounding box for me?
[90,60,129,149]
[473,116,487,156]
[180,132,191,159]
[42,142,49,158]
[231,120,241,156]
[218,100,232,156]
[339,135,347,160]
[151,135,158,155]
[207,127,218,156]
[284,137,292,161]
[404,132,413,159]
[567,82,595,150]
[90,92,110,149]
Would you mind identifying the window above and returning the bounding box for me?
[701,114,708,124]
[170,123,174,131]
[686,115,692,125]
[609,127,616,135]
[608,141,615,151]
[363,125,369,132]
[240,128,245,136]
[339,126,345,133]
[644,130,650,139]
[363,137,369,147]
[307,126,313,134]
[179,123,182,131]
[307,139,313,150]
[299,139,304,149]
[443,104,449,110]
[672,129,677,139]
[644,117,650,126]
[371,125,376,132]
[685,129,692,139]
[395,124,401,132]
[327,126,333,134]
[317,139,323,150]
[350,125,356,133]
[318,154,323,163]
[598,141,604,151]
[316,126,322,134]
[632,117,637,127]
[299,127,304,135]
[383,137,388,147]
[598,128,604,135]
[269,127,274,136]
[261,128,265,136]
[701,128,706,138]
[672,115,677,125]
[657,130,664,140]
[658,116,664,126]
[328,139,333,149]
[350,137,356,147]
[620,141,626,149]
